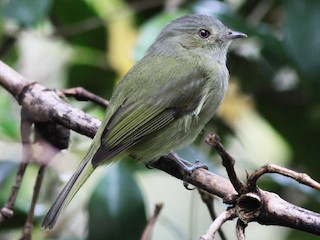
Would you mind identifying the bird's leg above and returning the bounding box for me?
[166,152,208,189]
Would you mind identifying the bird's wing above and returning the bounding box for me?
[92,104,171,165]
[91,58,207,167]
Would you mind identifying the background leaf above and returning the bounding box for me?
[87,162,147,240]
[283,0,320,95]
[0,0,52,27]
[50,0,106,51]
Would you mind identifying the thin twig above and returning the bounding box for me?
[198,189,228,240]
[56,87,109,107]
[205,134,246,194]
[141,203,164,240]
[0,110,32,224]
[247,163,320,191]
[198,189,215,218]
[200,208,237,240]
[20,164,46,240]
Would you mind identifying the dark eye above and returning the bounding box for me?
[198,29,210,39]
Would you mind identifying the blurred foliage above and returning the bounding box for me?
[50,0,106,51]
[0,94,19,139]
[0,0,52,27]
[88,162,146,240]
[0,0,320,239]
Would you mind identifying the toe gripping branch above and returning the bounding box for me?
[165,152,208,190]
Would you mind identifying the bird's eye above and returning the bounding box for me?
[198,29,210,39]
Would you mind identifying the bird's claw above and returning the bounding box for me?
[145,163,154,169]
[182,160,208,190]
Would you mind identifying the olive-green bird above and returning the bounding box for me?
[42,14,246,229]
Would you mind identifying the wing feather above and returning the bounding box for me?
[91,105,176,166]
[107,105,162,146]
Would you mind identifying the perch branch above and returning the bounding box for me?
[0,61,100,138]
[0,60,320,236]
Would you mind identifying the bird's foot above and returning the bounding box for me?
[167,152,208,190]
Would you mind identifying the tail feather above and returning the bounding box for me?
[42,151,95,230]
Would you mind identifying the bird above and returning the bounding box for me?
[42,14,246,229]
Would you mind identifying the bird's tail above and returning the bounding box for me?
[42,145,96,230]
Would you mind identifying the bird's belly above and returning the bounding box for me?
[130,104,218,162]
[129,116,200,162]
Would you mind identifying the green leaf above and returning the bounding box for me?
[0,0,52,27]
[67,64,116,100]
[50,0,106,51]
[0,91,19,139]
[283,0,320,92]
[87,162,146,240]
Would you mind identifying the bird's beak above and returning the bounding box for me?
[226,30,247,40]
